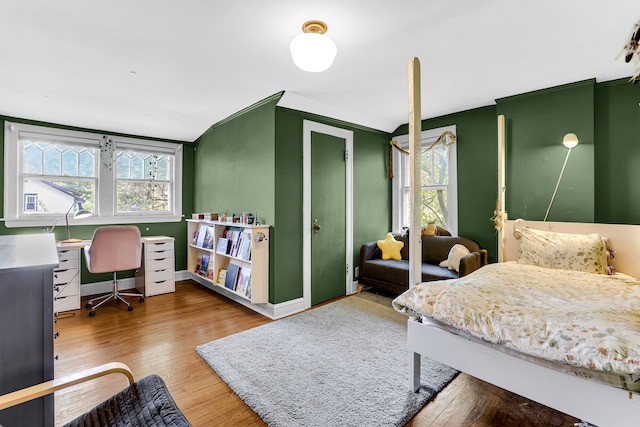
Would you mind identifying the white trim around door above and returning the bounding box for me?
[302,120,354,310]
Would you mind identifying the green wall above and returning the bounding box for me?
[191,99,391,304]
[497,80,595,223]
[594,79,640,224]
[0,115,193,284]
[273,107,391,303]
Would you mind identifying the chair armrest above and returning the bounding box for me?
[359,241,381,262]
[458,251,484,277]
[0,362,134,410]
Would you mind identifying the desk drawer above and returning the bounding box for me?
[146,241,174,255]
[57,248,79,262]
[145,267,174,283]
[145,256,174,271]
[54,294,80,312]
[144,278,175,296]
[55,257,79,270]
[54,280,79,298]
[53,269,79,285]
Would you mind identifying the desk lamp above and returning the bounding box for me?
[64,201,93,243]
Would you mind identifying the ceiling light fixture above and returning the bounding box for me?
[290,20,337,72]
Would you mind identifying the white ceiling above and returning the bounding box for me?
[2,1,638,142]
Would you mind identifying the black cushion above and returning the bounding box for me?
[63,374,191,427]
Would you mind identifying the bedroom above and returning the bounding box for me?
[1,1,640,426]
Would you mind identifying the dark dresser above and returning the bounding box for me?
[0,234,59,427]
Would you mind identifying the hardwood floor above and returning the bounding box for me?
[54,281,579,426]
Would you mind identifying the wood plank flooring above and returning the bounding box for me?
[54,280,579,426]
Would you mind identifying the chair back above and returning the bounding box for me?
[85,226,142,274]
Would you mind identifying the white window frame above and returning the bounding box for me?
[391,125,458,236]
[3,121,183,228]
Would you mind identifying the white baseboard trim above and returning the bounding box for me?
[81,277,136,296]
[188,272,306,319]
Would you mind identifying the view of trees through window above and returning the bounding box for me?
[116,149,171,212]
[401,143,450,230]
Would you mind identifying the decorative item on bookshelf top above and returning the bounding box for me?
[190,212,256,225]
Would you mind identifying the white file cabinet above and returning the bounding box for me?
[53,247,81,312]
[136,236,175,297]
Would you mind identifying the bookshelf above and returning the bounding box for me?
[186,219,269,306]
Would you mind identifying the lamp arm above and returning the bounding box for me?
[65,202,75,241]
[543,147,573,222]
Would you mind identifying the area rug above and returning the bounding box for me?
[196,293,458,426]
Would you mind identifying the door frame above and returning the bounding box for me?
[303,120,354,309]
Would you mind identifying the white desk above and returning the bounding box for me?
[54,236,175,312]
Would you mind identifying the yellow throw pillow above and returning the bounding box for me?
[377,233,404,261]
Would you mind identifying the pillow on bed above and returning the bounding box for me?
[439,244,470,272]
[518,227,608,274]
[601,236,616,275]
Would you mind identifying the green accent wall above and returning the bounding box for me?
[195,100,391,305]
[497,80,595,223]
[273,108,391,303]
[594,79,640,224]
[0,115,193,284]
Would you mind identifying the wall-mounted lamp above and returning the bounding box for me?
[290,20,337,72]
[64,201,93,243]
[543,133,579,221]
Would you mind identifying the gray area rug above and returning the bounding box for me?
[196,293,458,426]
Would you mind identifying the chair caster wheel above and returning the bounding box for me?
[85,303,93,309]
[89,310,96,317]
[128,305,134,311]
[139,297,145,303]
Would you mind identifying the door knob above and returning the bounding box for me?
[313,219,321,237]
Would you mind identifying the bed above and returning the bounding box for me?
[394,219,640,427]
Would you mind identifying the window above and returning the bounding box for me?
[391,125,458,235]
[4,122,183,228]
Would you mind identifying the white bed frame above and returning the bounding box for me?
[408,219,640,427]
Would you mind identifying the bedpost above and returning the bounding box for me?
[408,57,422,289]
[497,114,507,262]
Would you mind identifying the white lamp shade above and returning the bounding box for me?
[290,32,337,72]
[562,133,579,149]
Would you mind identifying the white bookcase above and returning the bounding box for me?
[186,220,269,307]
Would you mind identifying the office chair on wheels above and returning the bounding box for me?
[84,226,144,316]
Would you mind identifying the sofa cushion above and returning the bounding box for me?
[361,259,459,288]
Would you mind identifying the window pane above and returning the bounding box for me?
[23,142,43,174]
[117,181,169,212]
[22,178,95,214]
[422,188,448,229]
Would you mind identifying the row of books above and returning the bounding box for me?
[216,261,251,298]
[193,257,252,298]
[192,224,215,250]
[194,254,215,280]
[217,227,251,260]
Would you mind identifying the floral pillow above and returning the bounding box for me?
[518,227,608,274]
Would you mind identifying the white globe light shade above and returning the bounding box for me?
[290,32,337,72]
[562,133,579,149]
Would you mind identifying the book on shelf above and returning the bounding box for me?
[199,254,210,277]
[202,226,214,250]
[216,269,227,286]
[225,261,241,290]
[237,266,251,296]
[195,256,202,274]
[195,224,207,247]
[216,237,230,255]
[206,262,215,280]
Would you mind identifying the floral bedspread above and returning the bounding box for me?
[392,262,640,375]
